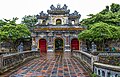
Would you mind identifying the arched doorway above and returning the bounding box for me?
[56,19,62,25]
[39,39,47,53]
[72,20,75,25]
[54,38,64,52]
[71,38,79,50]
[42,20,46,25]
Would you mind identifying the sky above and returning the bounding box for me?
[0,0,120,23]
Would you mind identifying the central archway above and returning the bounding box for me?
[54,38,64,52]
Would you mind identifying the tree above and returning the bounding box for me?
[81,3,120,28]
[0,20,6,28]
[0,23,30,52]
[110,3,120,13]
[79,22,120,51]
[21,15,38,32]
[0,17,18,28]
[80,3,120,51]
[100,6,109,14]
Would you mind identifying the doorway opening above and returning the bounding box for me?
[55,38,64,53]
[56,19,62,25]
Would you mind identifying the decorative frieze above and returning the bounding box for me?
[34,27,84,31]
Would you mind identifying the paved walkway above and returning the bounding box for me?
[10,52,89,77]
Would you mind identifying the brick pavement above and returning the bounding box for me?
[10,52,89,77]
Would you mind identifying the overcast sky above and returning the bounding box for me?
[0,0,119,23]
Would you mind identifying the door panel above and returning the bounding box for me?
[71,38,79,50]
[39,39,47,53]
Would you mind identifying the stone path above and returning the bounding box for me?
[10,52,89,77]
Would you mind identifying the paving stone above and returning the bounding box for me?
[10,52,89,77]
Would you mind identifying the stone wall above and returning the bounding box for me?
[0,51,40,74]
[94,63,120,77]
[72,50,120,76]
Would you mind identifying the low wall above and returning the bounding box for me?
[98,52,120,56]
[72,50,98,72]
[72,50,120,76]
[94,52,120,77]
[94,62,120,77]
[0,51,40,74]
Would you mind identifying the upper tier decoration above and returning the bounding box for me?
[36,11,48,19]
[47,4,70,15]
[36,4,81,25]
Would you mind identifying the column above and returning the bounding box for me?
[112,74,116,77]
[66,36,68,45]
[49,36,51,45]
[31,37,37,51]
[96,68,98,75]
[111,73,116,77]
[100,69,102,77]
[0,55,3,69]
[105,70,108,77]
[94,67,97,75]
[50,16,52,24]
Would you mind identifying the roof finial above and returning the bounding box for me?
[57,3,61,9]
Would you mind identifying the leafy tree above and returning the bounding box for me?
[79,22,120,51]
[90,73,97,77]
[81,11,120,27]
[21,15,38,32]
[81,3,120,28]
[0,20,6,28]
[0,20,30,52]
[110,3,120,13]
[100,6,109,14]
[0,17,19,28]
[78,30,92,41]
[80,3,120,51]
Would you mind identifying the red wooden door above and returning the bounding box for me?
[71,38,79,50]
[39,39,47,53]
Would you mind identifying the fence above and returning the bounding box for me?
[72,50,120,76]
[72,50,98,72]
[0,51,40,74]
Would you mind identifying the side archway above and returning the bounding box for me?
[71,38,79,50]
[39,39,47,53]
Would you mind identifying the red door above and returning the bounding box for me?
[39,39,47,53]
[71,38,79,50]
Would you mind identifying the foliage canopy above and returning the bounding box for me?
[79,3,120,50]
[79,22,120,42]
[0,18,31,51]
